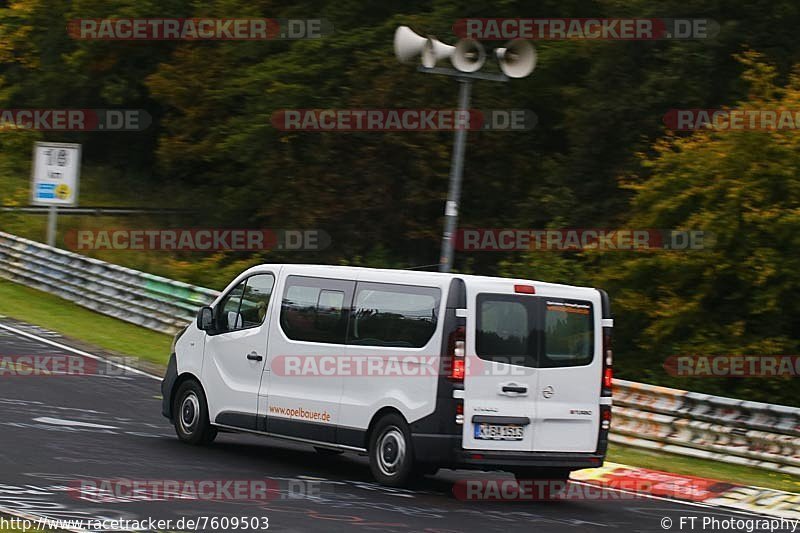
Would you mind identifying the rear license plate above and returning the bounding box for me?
[474,423,524,441]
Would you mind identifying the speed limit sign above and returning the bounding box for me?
[31,142,81,206]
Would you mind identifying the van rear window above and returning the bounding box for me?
[476,296,535,367]
[476,295,594,368]
[542,300,594,368]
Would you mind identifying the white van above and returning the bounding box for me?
[162,264,613,486]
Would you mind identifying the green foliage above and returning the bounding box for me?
[505,51,800,405]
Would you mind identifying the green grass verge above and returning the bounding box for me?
[0,278,797,493]
[608,442,800,493]
[0,279,171,366]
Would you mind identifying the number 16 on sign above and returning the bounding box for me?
[30,142,81,247]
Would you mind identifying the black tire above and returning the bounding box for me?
[368,413,415,487]
[173,380,217,445]
[314,446,344,457]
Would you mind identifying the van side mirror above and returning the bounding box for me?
[197,306,214,331]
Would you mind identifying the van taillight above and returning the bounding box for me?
[455,400,464,425]
[451,359,465,381]
[448,326,466,382]
[602,328,613,396]
[601,405,612,430]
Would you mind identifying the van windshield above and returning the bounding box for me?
[476,295,594,368]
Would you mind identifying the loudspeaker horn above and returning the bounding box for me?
[451,38,486,73]
[421,38,455,68]
[495,40,536,78]
[394,25,427,63]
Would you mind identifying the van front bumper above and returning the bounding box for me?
[161,353,178,420]
[412,433,605,470]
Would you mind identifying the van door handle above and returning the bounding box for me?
[501,385,527,394]
[246,352,263,361]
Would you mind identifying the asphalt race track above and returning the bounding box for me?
[0,318,787,532]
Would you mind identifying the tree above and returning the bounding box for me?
[506,51,800,405]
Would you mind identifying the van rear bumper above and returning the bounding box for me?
[456,450,605,469]
[412,433,605,470]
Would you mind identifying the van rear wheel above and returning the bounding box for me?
[173,380,217,445]
[369,414,415,487]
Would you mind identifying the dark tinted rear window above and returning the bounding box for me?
[348,282,440,348]
[542,300,594,367]
[476,295,536,367]
[476,294,594,368]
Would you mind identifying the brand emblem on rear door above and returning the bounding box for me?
[570,409,592,415]
[542,386,554,399]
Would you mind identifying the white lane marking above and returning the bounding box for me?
[0,322,161,381]
[33,417,118,429]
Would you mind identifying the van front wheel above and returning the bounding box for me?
[369,414,415,487]
[173,380,217,445]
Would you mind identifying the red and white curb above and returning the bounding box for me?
[572,462,799,519]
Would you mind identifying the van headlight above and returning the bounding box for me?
[171,324,189,354]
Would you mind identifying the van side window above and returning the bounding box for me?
[542,300,594,368]
[280,276,353,344]
[476,296,536,367]
[239,274,275,328]
[217,281,246,333]
[349,283,440,348]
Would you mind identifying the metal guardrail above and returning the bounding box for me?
[0,231,218,334]
[0,230,797,474]
[613,380,800,475]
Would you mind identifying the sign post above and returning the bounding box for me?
[30,142,81,247]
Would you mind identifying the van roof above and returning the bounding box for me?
[244,263,596,293]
